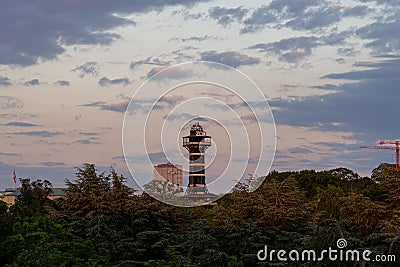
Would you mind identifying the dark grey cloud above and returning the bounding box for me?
[241,1,371,33]
[80,101,129,113]
[0,1,210,66]
[54,80,70,87]
[168,35,216,43]
[34,140,68,146]
[12,130,63,137]
[158,94,185,105]
[241,0,321,33]
[24,79,40,86]
[284,6,343,31]
[172,9,207,21]
[312,84,340,91]
[0,76,12,86]
[240,5,278,34]
[2,121,41,127]
[200,50,260,68]
[0,113,37,119]
[248,32,350,63]
[0,96,23,109]
[287,148,313,154]
[0,152,20,157]
[39,161,67,167]
[78,131,99,136]
[271,58,400,140]
[356,17,400,54]
[249,36,317,63]
[71,61,99,78]
[74,137,101,145]
[98,77,131,87]
[208,6,248,27]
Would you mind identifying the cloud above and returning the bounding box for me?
[240,0,320,33]
[2,121,41,127]
[270,58,400,140]
[240,1,371,33]
[98,77,131,87]
[0,96,23,109]
[148,152,168,163]
[0,152,20,157]
[71,61,100,78]
[248,32,350,63]
[130,57,171,71]
[0,76,12,86]
[208,6,248,27]
[164,112,207,122]
[74,137,101,145]
[80,101,129,113]
[34,140,68,146]
[337,47,360,57]
[39,161,67,167]
[78,131,99,136]
[287,148,313,154]
[24,79,40,86]
[0,113,37,119]
[199,50,260,68]
[12,130,63,137]
[0,1,210,66]
[54,80,70,87]
[240,5,277,34]
[159,94,185,105]
[356,17,400,54]
[168,35,216,42]
[147,66,194,80]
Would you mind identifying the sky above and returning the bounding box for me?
[1,0,400,190]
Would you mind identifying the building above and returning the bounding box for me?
[0,188,66,207]
[154,163,183,186]
[182,121,211,195]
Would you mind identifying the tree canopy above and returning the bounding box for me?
[1,164,400,266]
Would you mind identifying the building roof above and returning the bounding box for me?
[4,188,66,197]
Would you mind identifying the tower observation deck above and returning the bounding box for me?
[182,122,211,195]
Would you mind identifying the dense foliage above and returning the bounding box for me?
[1,163,400,266]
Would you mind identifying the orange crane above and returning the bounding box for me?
[361,140,400,169]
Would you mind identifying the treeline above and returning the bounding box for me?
[0,163,400,266]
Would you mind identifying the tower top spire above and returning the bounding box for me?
[190,121,206,136]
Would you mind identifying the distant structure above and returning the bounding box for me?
[154,163,183,186]
[0,188,66,207]
[361,140,400,169]
[182,121,212,196]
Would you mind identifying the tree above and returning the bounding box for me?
[0,201,12,242]
[0,215,108,266]
[62,164,133,217]
[10,178,53,218]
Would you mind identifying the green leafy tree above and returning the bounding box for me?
[0,201,12,242]
[0,215,108,266]
[10,178,53,218]
[62,164,133,217]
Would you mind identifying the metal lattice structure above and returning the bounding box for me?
[361,140,400,169]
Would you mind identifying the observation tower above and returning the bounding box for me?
[182,122,211,195]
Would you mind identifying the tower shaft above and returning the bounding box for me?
[182,122,211,194]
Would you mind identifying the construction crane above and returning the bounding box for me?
[361,140,400,169]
